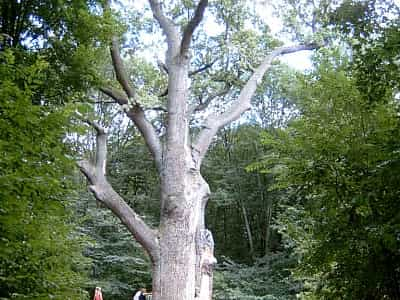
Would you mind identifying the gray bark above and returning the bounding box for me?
[79,1,320,299]
[192,43,320,166]
[78,124,160,261]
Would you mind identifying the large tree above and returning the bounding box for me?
[78,1,318,299]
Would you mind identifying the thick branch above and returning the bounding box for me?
[76,120,107,181]
[99,87,163,170]
[86,0,160,263]
[79,162,160,261]
[75,114,108,177]
[127,106,164,170]
[78,124,160,262]
[181,0,208,56]
[100,87,129,105]
[110,37,136,99]
[148,0,179,52]
[192,43,320,166]
[104,4,164,170]
[279,43,319,55]
[94,124,107,176]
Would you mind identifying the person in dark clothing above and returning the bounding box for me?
[133,288,149,300]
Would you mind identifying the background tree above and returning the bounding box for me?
[1,0,111,298]
[204,126,279,261]
[258,47,400,299]
[213,254,300,300]
[328,0,400,102]
[0,49,90,300]
[203,126,301,300]
[251,2,400,298]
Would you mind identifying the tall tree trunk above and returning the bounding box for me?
[152,169,213,300]
[80,2,320,298]
[239,199,255,258]
[265,203,272,255]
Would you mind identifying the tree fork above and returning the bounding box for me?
[77,121,160,263]
[78,1,321,299]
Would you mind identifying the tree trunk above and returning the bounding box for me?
[81,2,320,297]
[239,199,255,258]
[265,203,272,255]
[158,219,197,300]
[150,162,214,300]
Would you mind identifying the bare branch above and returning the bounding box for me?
[192,43,320,166]
[181,0,208,56]
[77,122,159,261]
[145,105,168,112]
[279,43,320,55]
[189,87,231,115]
[148,0,179,51]
[110,37,136,99]
[84,119,106,136]
[74,114,107,177]
[189,58,217,77]
[99,87,163,171]
[126,107,164,170]
[102,4,164,171]
[100,87,129,105]
[103,0,135,99]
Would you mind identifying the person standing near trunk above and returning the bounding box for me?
[133,288,149,300]
[93,287,103,300]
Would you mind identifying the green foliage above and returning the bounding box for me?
[0,50,90,299]
[124,57,167,108]
[107,133,160,221]
[213,254,300,300]
[204,126,276,260]
[260,52,400,299]
[328,0,400,102]
[251,63,300,128]
[76,192,152,300]
[74,129,158,300]
[1,0,113,103]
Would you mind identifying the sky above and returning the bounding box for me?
[126,0,314,70]
[125,0,400,70]
[112,0,399,127]
[252,1,313,69]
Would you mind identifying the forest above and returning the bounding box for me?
[1,0,400,299]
